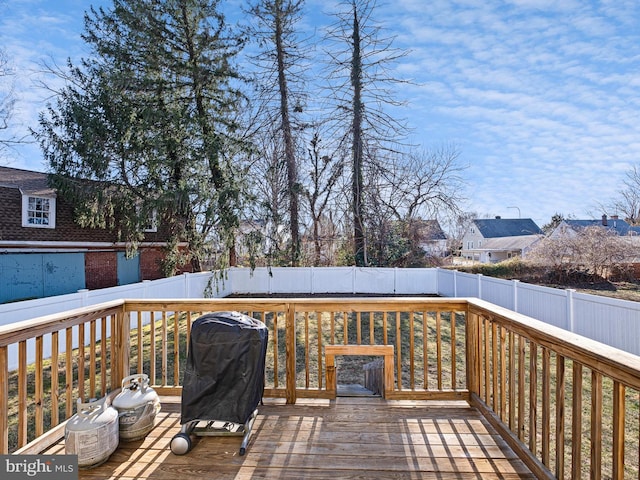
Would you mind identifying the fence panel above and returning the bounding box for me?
[573,292,640,355]
[517,283,569,330]
[481,276,515,310]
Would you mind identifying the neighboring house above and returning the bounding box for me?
[460,217,543,263]
[550,214,640,238]
[415,219,448,258]
[0,166,189,303]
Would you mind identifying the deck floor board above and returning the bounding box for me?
[46,396,536,479]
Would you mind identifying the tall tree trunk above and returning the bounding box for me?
[275,1,300,266]
[351,9,366,266]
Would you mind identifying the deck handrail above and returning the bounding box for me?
[1,296,639,479]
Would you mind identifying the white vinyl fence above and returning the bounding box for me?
[2,266,640,364]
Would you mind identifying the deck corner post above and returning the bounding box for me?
[285,303,297,404]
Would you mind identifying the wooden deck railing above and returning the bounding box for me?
[1,296,640,479]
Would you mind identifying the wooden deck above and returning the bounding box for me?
[45,396,535,479]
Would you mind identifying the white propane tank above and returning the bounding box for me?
[65,397,119,469]
[112,374,161,441]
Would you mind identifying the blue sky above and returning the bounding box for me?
[2,0,640,227]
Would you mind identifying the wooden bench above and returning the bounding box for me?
[325,345,395,398]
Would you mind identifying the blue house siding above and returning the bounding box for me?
[0,253,86,303]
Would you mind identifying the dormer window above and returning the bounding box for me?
[22,195,56,228]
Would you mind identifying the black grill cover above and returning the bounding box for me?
[181,311,268,425]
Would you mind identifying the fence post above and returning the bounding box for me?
[454,270,458,297]
[477,274,483,299]
[352,266,356,294]
[513,280,520,312]
[567,289,575,333]
[310,266,315,295]
[78,289,89,307]
[183,272,190,298]
[394,267,398,293]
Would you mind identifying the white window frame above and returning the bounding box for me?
[22,195,56,229]
[143,209,158,233]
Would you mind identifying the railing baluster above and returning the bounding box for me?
[423,311,429,391]
[591,370,603,480]
[436,311,442,391]
[409,311,415,389]
[137,311,143,374]
[396,311,402,391]
[572,362,583,479]
[542,347,550,467]
[0,345,8,454]
[35,335,43,437]
[555,355,565,479]
[161,311,168,386]
[484,318,490,405]
[65,327,72,418]
[317,312,323,390]
[174,311,181,386]
[612,381,625,480]
[101,317,107,396]
[500,325,506,421]
[90,320,96,398]
[330,311,335,345]
[356,311,362,345]
[305,312,310,389]
[518,335,525,442]
[509,331,515,431]
[369,311,375,346]
[78,323,85,401]
[273,312,279,388]
[451,312,457,390]
[51,331,59,427]
[529,342,538,455]
[492,322,498,414]
[149,312,156,385]
[18,340,27,447]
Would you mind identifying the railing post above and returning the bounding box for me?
[465,307,480,395]
[111,307,131,391]
[285,302,297,404]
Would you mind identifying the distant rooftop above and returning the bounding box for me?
[474,218,543,238]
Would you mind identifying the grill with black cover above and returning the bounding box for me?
[170,311,268,456]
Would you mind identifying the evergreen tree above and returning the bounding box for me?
[35,0,248,274]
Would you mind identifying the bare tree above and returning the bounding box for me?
[302,132,344,265]
[0,47,17,159]
[609,165,640,225]
[528,225,635,282]
[244,130,291,266]
[247,0,310,266]
[375,145,465,223]
[324,0,409,266]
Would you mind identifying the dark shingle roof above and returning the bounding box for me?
[563,218,637,236]
[0,166,54,196]
[474,218,543,238]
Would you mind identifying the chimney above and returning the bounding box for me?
[495,216,501,219]
[602,214,607,226]
[612,215,619,220]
